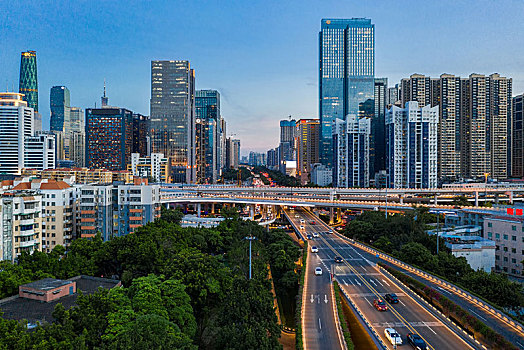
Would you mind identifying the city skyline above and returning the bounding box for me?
[1,1,523,154]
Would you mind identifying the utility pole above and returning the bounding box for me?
[436,212,440,255]
[245,235,257,279]
[385,173,389,218]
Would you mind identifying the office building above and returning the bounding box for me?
[0,92,34,175]
[19,51,38,112]
[513,94,524,178]
[278,119,296,173]
[150,60,196,183]
[50,86,70,133]
[219,118,227,172]
[69,107,85,167]
[196,90,220,182]
[311,163,332,187]
[132,114,150,156]
[332,116,371,188]
[85,107,133,171]
[386,84,400,106]
[248,152,266,167]
[374,78,388,174]
[386,102,439,188]
[24,133,56,170]
[267,148,278,170]
[296,119,320,184]
[319,19,375,168]
[226,138,240,169]
[0,193,42,261]
[128,153,170,183]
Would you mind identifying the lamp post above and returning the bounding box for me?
[245,235,257,279]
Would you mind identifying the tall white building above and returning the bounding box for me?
[128,153,170,182]
[0,92,34,175]
[386,101,439,188]
[25,132,56,170]
[332,116,371,188]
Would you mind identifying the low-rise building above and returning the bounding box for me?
[21,168,133,184]
[311,163,332,187]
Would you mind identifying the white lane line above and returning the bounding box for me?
[354,279,362,286]
[400,300,406,307]
[369,279,378,286]
[343,279,348,286]
[470,309,487,321]
[517,342,524,349]
[423,321,437,335]
[318,318,322,330]
[348,279,354,285]
[365,298,373,307]
[376,279,384,286]
[382,279,390,287]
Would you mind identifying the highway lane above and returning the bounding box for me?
[287,209,344,350]
[291,207,479,350]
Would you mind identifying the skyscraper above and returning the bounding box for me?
[85,107,133,170]
[319,18,375,168]
[296,119,320,184]
[150,60,196,183]
[50,86,71,132]
[386,102,439,188]
[513,94,524,178]
[19,51,38,112]
[374,78,388,174]
[132,113,150,156]
[195,90,220,183]
[279,119,296,173]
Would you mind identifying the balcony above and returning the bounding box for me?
[19,239,38,248]
[18,229,35,237]
[19,219,35,226]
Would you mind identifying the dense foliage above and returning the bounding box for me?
[344,209,524,316]
[221,167,252,183]
[0,210,301,349]
[252,166,301,187]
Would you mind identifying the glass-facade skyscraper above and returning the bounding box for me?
[150,60,196,183]
[319,18,375,169]
[19,51,38,112]
[50,86,71,132]
[195,90,220,183]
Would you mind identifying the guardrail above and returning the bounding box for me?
[338,235,524,339]
[335,276,387,350]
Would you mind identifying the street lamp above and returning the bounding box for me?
[244,235,257,279]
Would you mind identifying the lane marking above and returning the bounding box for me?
[324,294,329,303]
[382,279,390,286]
[424,321,438,335]
[318,318,322,331]
[400,300,406,307]
[470,309,487,322]
[354,279,362,286]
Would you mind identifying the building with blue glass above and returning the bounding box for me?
[319,18,375,172]
[50,86,70,132]
[19,51,38,112]
[195,90,220,183]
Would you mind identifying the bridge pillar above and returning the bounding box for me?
[211,203,215,214]
[494,193,499,204]
[399,194,404,204]
[197,203,201,218]
[434,195,438,205]
[509,191,514,205]
[329,207,334,224]
[336,208,342,222]
[250,206,255,219]
[474,191,479,207]
[329,190,335,202]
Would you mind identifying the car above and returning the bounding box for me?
[294,214,299,218]
[385,293,399,304]
[312,232,319,238]
[306,234,312,240]
[373,298,388,311]
[310,221,316,225]
[407,333,427,349]
[311,246,318,253]
[299,225,305,231]
[384,328,403,346]
[334,256,343,263]
[300,219,305,224]
[314,267,323,276]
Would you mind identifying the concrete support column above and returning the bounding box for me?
[336,208,342,222]
[329,207,334,224]
[434,195,438,205]
[211,203,215,214]
[399,194,404,204]
[197,203,201,218]
[495,193,499,204]
[509,191,514,205]
[329,191,335,202]
[250,206,254,219]
[474,191,479,207]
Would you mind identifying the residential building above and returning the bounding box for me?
[132,114,150,156]
[225,138,240,169]
[374,78,388,175]
[150,60,196,183]
[0,92,34,175]
[319,18,374,168]
[0,193,42,261]
[24,133,56,170]
[278,119,296,173]
[20,168,133,184]
[311,163,332,187]
[266,148,278,170]
[85,107,133,171]
[128,153,170,183]
[19,51,38,112]
[513,94,524,178]
[332,116,371,188]
[219,118,227,172]
[50,86,70,133]
[296,119,320,184]
[386,84,399,106]
[195,117,217,183]
[386,102,439,188]
[248,152,266,167]
[69,107,85,167]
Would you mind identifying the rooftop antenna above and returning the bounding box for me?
[101,78,108,107]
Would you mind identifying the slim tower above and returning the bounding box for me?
[19,51,38,112]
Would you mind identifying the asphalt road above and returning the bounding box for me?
[287,207,480,350]
[286,209,344,350]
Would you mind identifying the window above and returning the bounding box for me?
[512,225,517,231]
[512,258,517,263]
[513,236,517,241]
[496,233,500,239]
[496,255,500,260]
[504,247,508,252]
[512,248,517,253]
[504,234,508,240]
[488,222,492,227]
[504,257,508,262]
[488,232,493,239]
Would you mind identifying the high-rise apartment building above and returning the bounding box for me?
[85,107,133,170]
[332,116,371,187]
[69,107,85,167]
[400,73,512,181]
[513,94,524,178]
[296,119,320,184]
[374,78,388,174]
[50,86,70,133]
[195,90,220,183]
[132,114,150,156]
[319,18,374,168]
[279,119,296,173]
[386,102,439,188]
[24,133,56,170]
[150,60,196,183]
[0,93,34,175]
[19,51,38,112]
[386,84,400,106]
[128,153,170,183]
[225,138,240,169]
[219,118,227,173]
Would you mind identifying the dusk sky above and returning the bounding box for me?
[1,0,523,155]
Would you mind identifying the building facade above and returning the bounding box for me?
[50,86,70,133]
[24,133,56,170]
[386,102,439,188]
[128,153,170,183]
[374,78,388,175]
[132,114,150,156]
[311,163,332,187]
[19,51,38,112]
[296,119,320,184]
[195,90,220,183]
[513,94,524,178]
[484,215,524,277]
[85,107,133,171]
[319,18,374,168]
[150,60,196,183]
[0,93,34,175]
[332,116,371,188]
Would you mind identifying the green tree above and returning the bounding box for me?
[161,207,184,225]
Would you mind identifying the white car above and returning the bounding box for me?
[314,267,323,275]
[295,215,300,218]
[299,225,305,231]
[384,328,403,346]
[300,219,305,224]
[312,232,319,238]
[311,246,318,253]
